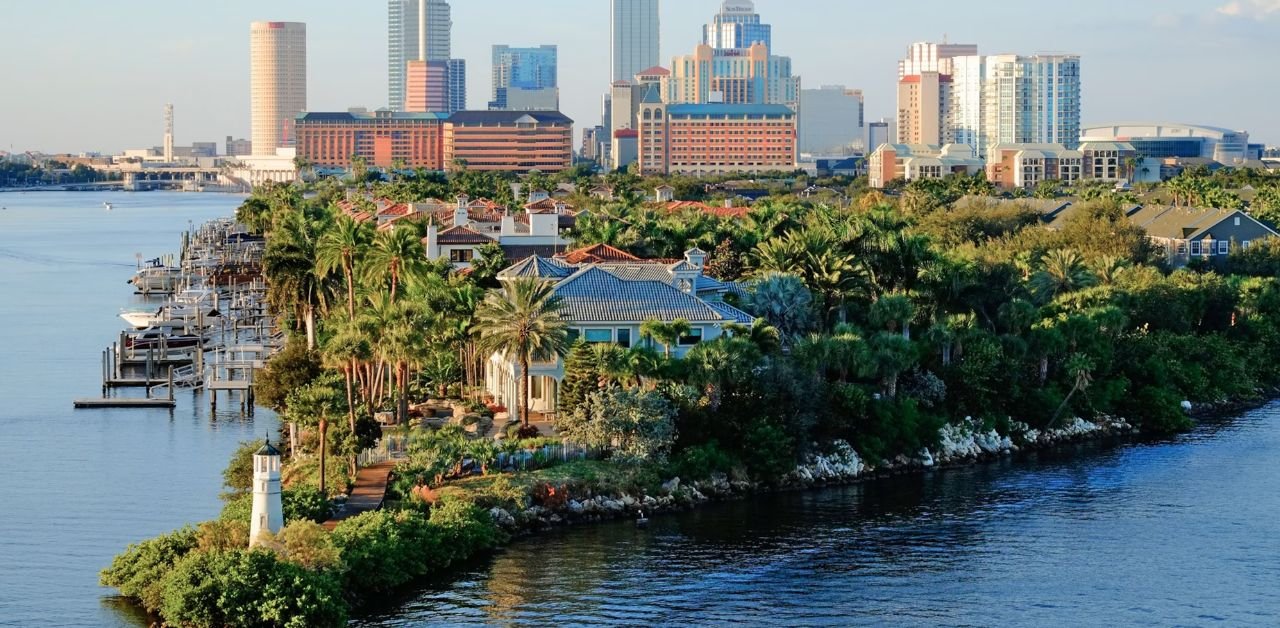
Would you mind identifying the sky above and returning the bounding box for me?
[1,0,1278,154]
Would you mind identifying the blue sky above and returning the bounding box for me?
[1,0,1277,154]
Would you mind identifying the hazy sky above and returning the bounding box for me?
[1,0,1278,154]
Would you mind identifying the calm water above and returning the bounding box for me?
[357,410,1280,626]
[3,193,1279,627]
[0,192,278,627]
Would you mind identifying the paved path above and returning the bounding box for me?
[322,460,397,530]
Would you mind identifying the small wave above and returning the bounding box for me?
[0,247,136,268]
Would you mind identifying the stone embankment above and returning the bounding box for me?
[486,415,1139,534]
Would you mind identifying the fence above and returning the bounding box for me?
[356,435,410,468]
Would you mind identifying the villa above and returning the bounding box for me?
[483,245,752,418]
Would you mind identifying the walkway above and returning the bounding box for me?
[322,460,397,530]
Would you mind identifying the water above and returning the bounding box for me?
[2,193,1278,627]
[0,192,278,627]
[358,409,1280,627]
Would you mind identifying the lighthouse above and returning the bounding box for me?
[249,438,284,547]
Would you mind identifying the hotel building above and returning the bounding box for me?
[638,103,797,176]
[444,110,574,173]
[294,110,447,169]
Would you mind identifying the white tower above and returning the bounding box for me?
[248,438,284,547]
[163,104,174,163]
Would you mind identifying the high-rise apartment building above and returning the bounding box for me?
[951,54,1081,156]
[388,0,451,110]
[894,40,974,146]
[704,0,771,50]
[667,3,799,111]
[490,45,558,110]
[611,0,660,83]
[799,85,865,156]
[250,21,307,156]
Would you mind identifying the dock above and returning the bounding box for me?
[322,461,398,530]
[73,398,176,409]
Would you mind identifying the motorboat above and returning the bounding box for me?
[120,289,221,328]
[123,327,207,351]
[103,201,113,211]
[128,261,182,294]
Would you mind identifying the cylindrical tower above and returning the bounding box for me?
[248,439,284,546]
[250,21,307,156]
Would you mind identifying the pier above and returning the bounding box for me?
[76,218,279,411]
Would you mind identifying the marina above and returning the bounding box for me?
[73,217,282,411]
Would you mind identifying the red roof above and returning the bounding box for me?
[557,244,641,264]
[664,200,750,218]
[637,66,670,76]
[433,226,494,245]
[523,198,575,214]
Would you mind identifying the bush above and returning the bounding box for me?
[159,549,346,628]
[1119,385,1193,433]
[100,527,198,613]
[671,440,737,480]
[254,338,323,413]
[741,419,796,483]
[219,487,332,525]
[274,520,343,571]
[222,441,261,496]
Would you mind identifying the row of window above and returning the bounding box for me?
[566,326,703,348]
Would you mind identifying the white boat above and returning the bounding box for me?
[120,289,221,328]
[128,264,182,294]
[103,201,113,211]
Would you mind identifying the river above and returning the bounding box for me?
[353,412,1280,626]
[2,192,1278,627]
[0,192,278,627]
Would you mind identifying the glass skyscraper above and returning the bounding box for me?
[490,45,558,109]
[703,0,771,51]
[388,0,464,112]
[611,0,660,83]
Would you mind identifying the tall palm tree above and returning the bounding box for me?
[316,215,368,319]
[869,332,915,399]
[262,212,328,348]
[869,293,917,340]
[723,318,781,355]
[363,226,427,302]
[475,279,570,428]
[321,314,371,475]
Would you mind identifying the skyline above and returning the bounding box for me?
[1,0,1278,154]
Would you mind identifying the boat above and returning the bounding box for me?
[103,201,113,211]
[120,289,221,328]
[128,262,182,294]
[123,327,207,351]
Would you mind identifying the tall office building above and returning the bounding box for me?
[894,40,975,145]
[490,45,558,110]
[249,21,306,156]
[667,2,799,111]
[867,119,891,152]
[951,53,1081,155]
[389,0,464,112]
[611,0,660,83]
[703,0,771,50]
[799,86,865,155]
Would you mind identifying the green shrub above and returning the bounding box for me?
[159,549,346,628]
[671,440,737,480]
[100,527,198,612]
[219,487,332,525]
[741,419,796,483]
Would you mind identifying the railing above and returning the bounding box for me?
[357,435,410,467]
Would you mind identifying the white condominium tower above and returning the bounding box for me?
[389,0,453,111]
[611,0,660,83]
[951,54,1082,155]
[249,21,306,156]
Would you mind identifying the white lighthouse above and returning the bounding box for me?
[248,438,284,547]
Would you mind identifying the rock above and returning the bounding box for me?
[661,477,681,494]
[642,495,657,507]
[1181,400,1193,412]
[621,495,636,507]
[919,448,934,467]
[568,500,584,515]
[549,514,563,524]
[488,507,516,528]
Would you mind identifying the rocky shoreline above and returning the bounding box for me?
[486,414,1145,535]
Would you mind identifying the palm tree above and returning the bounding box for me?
[1091,256,1130,286]
[723,318,781,355]
[320,317,371,476]
[1030,249,1096,304]
[475,279,570,428]
[869,332,915,399]
[869,293,917,340]
[742,272,814,344]
[640,318,691,359]
[363,226,427,302]
[1049,353,1094,427]
[262,212,328,348]
[316,215,368,319]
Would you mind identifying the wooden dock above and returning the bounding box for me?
[74,398,176,409]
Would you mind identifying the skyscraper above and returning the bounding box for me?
[249,21,306,156]
[490,45,558,110]
[799,86,865,155]
[388,0,460,111]
[703,0,771,51]
[952,53,1081,155]
[666,2,799,111]
[611,0,660,83]
[894,40,975,145]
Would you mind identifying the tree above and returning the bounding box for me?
[869,293,917,340]
[363,226,427,302]
[1030,249,1096,304]
[475,278,570,428]
[640,318,691,358]
[316,216,368,319]
[568,387,678,463]
[869,332,916,399]
[742,272,814,344]
[320,316,371,475]
[285,373,349,496]
[469,242,509,287]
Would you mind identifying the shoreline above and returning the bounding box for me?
[471,392,1278,542]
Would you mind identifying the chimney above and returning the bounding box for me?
[724,198,733,208]
[453,194,468,227]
